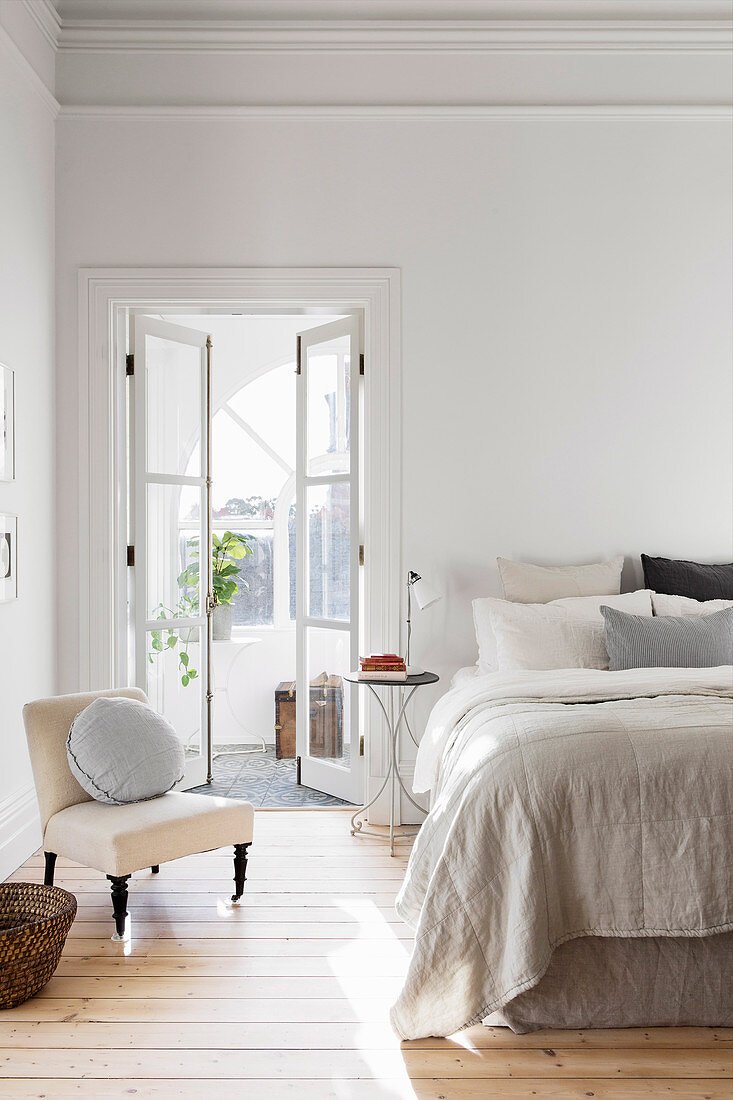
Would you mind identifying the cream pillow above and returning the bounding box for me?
[474,589,653,672]
[497,556,624,604]
[652,593,733,617]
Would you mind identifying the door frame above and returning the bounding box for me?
[77,267,404,819]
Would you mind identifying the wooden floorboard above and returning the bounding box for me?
[2,809,730,1099]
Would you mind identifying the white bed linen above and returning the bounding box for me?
[394,666,733,1039]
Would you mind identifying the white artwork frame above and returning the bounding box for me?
[0,364,15,481]
[0,513,17,602]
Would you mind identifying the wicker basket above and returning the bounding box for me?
[0,882,77,1009]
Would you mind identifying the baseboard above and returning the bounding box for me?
[0,784,42,881]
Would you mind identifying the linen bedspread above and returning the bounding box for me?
[391,667,733,1039]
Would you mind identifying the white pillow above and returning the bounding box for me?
[652,593,733,617]
[67,697,185,805]
[497,555,624,604]
[473,589,653,672]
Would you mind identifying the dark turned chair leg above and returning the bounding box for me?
[107,874,131,938]
[43,852,57,887]
[151,865,159,874]
[232,843,251,902]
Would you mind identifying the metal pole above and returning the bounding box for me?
[205,335,214,784]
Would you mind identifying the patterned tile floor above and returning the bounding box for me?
[187,744,355,808]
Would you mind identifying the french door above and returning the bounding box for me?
[131,316,213,789]
[295,316,363,804]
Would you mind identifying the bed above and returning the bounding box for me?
[390,665,733,1039]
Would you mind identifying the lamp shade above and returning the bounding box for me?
[411,576,440,611]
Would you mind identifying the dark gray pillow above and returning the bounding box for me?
[601,604,733,671]
[641,554,733,601]
[67,697,185,805]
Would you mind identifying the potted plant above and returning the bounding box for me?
[178,530,254,642]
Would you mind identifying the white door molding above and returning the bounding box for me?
[77,266,401,811]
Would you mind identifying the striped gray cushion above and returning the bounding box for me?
[67,697,185,805]
[601,605,733,671]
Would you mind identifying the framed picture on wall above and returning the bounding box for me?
[0,364,15,481]
[0,513,17,601]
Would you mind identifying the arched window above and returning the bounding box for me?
[177,360,296,630]
[177,346,351,633]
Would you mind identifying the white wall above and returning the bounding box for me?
[55,113,733,726]
[0,23,56,876]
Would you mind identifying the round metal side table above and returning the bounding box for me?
[345,671,439,856]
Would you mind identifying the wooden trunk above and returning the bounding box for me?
[274,681,297,760]
[274,674,344,761]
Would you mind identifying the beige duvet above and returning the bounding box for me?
[391,667,733,1040]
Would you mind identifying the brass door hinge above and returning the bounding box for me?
[125,353,134,376]
[359,544,365,566]
[126,545,135,567]
[359,734,365,757]
[359,353,364,376]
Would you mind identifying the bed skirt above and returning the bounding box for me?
[486,933,733,1033]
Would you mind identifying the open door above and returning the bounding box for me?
[131,316,213,789]
[295,316,363,804]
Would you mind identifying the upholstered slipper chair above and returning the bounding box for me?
[23,688,254,939]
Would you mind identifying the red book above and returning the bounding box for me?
[358,660,405,668]
[361,656,404,664]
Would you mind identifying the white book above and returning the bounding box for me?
[358,670,408,681]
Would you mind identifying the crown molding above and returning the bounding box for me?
[53,1,733,19]
[0,23,60,118]
[23,0,62,50]
[58,104,733,121]
[56,18,733,53]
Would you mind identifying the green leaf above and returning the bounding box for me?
[181,674,189,687]
[166,634,177,648]
[217,563,241,577]
[151,637,163,652]
[188,668,198,679]
[179,651,189,667]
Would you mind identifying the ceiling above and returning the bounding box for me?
[50,1,733,25]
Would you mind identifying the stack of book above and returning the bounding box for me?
[358,654,407,681]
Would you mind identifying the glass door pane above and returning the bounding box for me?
[305,626,351,767]
[133,316,211,789]
[296,316,362,804]
[146,624,204,764]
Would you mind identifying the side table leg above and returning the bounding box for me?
[350,684,392,837]
[388,689,395,857]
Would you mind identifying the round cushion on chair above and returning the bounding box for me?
[66,697,185,805]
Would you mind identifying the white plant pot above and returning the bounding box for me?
[212,602,233,641]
